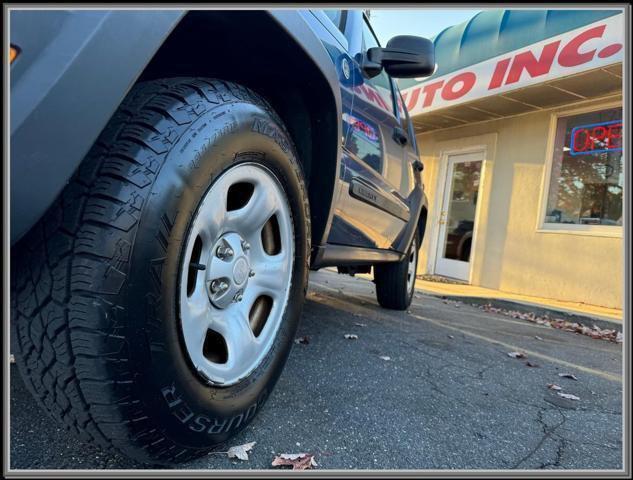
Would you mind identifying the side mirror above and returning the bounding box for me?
[367,35,436,78]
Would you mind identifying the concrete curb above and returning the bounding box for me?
[420,292,623,332]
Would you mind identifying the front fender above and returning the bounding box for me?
[267,10,344,246]
[10,9,184,244]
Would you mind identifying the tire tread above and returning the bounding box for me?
[11,77,306,464]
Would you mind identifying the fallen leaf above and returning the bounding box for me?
[507,351,526,359]
[525,361,539,368]
[557,392,580,401]
[294,336,309,345]
[378,356,391,361]
[478,303,621,343]
[447,335,454,339]
[547,384,562,391]
[344,334,358,340]
[227,442,256,461]
[354,322,367,327]
[272,453,317,470]
[558,373,578,380]
[534,336,543,341]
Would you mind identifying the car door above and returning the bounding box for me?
[327,11,412,250]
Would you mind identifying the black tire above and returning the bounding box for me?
[374,233,419,310]
[11,78,310,465]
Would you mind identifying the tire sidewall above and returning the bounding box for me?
[124,99,309,447]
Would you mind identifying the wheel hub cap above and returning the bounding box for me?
[179,163,294,386]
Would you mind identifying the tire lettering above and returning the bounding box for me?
[251,118,289,153]
[161,383,182,408]
[190,414,210,433]
[208,417,228,434]
[161,383,263,435]
[172,403,195,424]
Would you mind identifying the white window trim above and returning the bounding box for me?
[535,100,623,238]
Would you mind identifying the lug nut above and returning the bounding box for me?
[241,241,250,251]
[234,293,243,303]
[216,245,234,259]
[211,280,229,293]
[249,270,255,277]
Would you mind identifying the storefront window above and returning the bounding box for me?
[544,107,623,228]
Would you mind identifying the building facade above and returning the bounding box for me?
[401,9,624,309]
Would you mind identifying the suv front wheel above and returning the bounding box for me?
[11,77,310,464]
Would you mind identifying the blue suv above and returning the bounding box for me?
[10,9,434,464]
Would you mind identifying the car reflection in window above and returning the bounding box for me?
[343,112,383,172]
[445,220,474,262]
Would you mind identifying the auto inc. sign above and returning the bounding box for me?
[401,14,624,115]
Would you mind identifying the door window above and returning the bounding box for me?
[442,160,481,263]
[322,9,345,32]
[360,17,396,116]
[395,86,418,153]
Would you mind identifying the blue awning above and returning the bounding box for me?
[398,9,621,90]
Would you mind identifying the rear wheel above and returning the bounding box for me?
[11,77,310,464]
[374,234,419,310]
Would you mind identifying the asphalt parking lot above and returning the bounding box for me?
[10,269,623,470]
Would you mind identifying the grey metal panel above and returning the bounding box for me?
[10,10,184,244]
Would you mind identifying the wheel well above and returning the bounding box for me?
[138,10,339,247]
[417,206,428,246]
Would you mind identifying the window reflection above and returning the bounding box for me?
[546,107,623,226]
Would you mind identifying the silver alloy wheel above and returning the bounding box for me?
[179,163,294,386]
[406,237,417,294]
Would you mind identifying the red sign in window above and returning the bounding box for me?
[570,120,622,156]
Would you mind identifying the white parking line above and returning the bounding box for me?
[309,281,622,383]
[410,313,621,383]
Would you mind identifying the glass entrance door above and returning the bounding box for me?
[434,151,484,281]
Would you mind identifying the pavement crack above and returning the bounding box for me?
[538,436,566,469]
[511,406,567,469]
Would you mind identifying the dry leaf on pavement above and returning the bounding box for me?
[227,442,256,461]
[547,384,562,391]
[294,336,309,345]
[344,334,358,340]
[525,361,539,368]
[379,356,391,361]
[557,392,580,401]
[354,322,367,327]
[558,373,578,380]
[271,453,317,470]
[507,351,526,359]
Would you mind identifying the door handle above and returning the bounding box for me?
[392,126,408,146]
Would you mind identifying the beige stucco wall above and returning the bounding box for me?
[417,96,623,309]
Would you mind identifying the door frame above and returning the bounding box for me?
[428,145,488,284]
